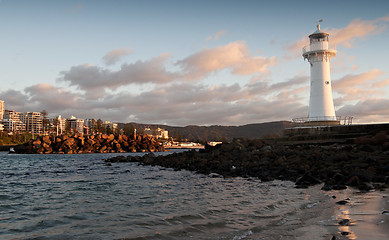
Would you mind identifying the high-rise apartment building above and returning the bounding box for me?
[1,110,26,132]
[55,115,67,135]
[68,116,84,134]
[23,112,43,134]
[0,100,4,120]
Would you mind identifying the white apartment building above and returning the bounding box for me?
[55,115,67,135]
[144,127,169,139]
[104,121,118,133]
[1,110,26,132]
[23,112,43,134]
[0,100,4,120]
[68,116,84,134]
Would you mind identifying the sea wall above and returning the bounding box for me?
[14,133,164,154]
[284,123,389,140]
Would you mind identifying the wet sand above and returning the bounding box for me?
[297,187,389,240]
[249,186,389,240]
[321,188,389,240]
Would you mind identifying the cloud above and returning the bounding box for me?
[285,15,389,57]
[24,84,81,111]
[0,89,31,111]
[59,53,177,99]
[1,74,310,126]
[177,41,277,80]
[333,69,387,102]
[331,17,389,48]
[0,84,81,115]
[337,98,389,123]
[59,42,276,100]
[206,30,227,42]
[247,75,308,97]
[102,48,133,66]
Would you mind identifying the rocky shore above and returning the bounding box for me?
[105,132,389,191]
[14,133,164,154]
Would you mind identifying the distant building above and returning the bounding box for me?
[23,112,43,134]
[84,119,95,129]
[103,121,118,134]
[144,127,169,139]
[0,100,4,120]
[1,110,25,132]
[68,116,84,134]
[55,115,67,135]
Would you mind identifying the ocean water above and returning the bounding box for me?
[0,150,330,240]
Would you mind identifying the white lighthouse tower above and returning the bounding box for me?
[303,22,338,124]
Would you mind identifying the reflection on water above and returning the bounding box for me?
[331,189,389,240]
[335,208,357,239]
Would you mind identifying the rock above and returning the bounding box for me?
[346,175,360,187]
[321,184,332,191]
[358,182,374,192]
[99,137,389,193]
[209,173,223,178]
[338,219,350,226]
[336,200,349,205]
[331,184,347,190]
[14,133,164,154]
[296,174,321,187]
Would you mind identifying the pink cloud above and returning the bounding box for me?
[332,69,386,101]
[331,18,388,47]
[286,15,389,57]
[177,41,277,80]
[103,48,133,65]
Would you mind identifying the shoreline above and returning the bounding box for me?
[258,186,389,239]
[322,188,389,240]
[295,187,389,240]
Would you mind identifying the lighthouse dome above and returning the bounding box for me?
[308,24,329,39]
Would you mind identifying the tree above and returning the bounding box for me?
[41,110,49,134]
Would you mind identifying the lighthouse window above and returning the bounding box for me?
[325,81,329,85]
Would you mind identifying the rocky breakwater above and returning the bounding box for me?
[105,134,389,191]
[14,133,164,154]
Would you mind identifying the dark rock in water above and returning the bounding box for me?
[295,174,321,187]
[209,173,223,178]
[333,173,345,183]
[341,231,350,235]
[331,236,337,240]
[382,210,389,215]
[338,219,350,226]
[358,182,374,192]
[346,175,360,187]
[336,200,349,205]
[101,137,389,193]
[321,184,332,191]
[331,184,347,190]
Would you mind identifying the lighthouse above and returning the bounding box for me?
[303,22,338,124]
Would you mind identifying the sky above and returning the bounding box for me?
[0,0,389,126]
